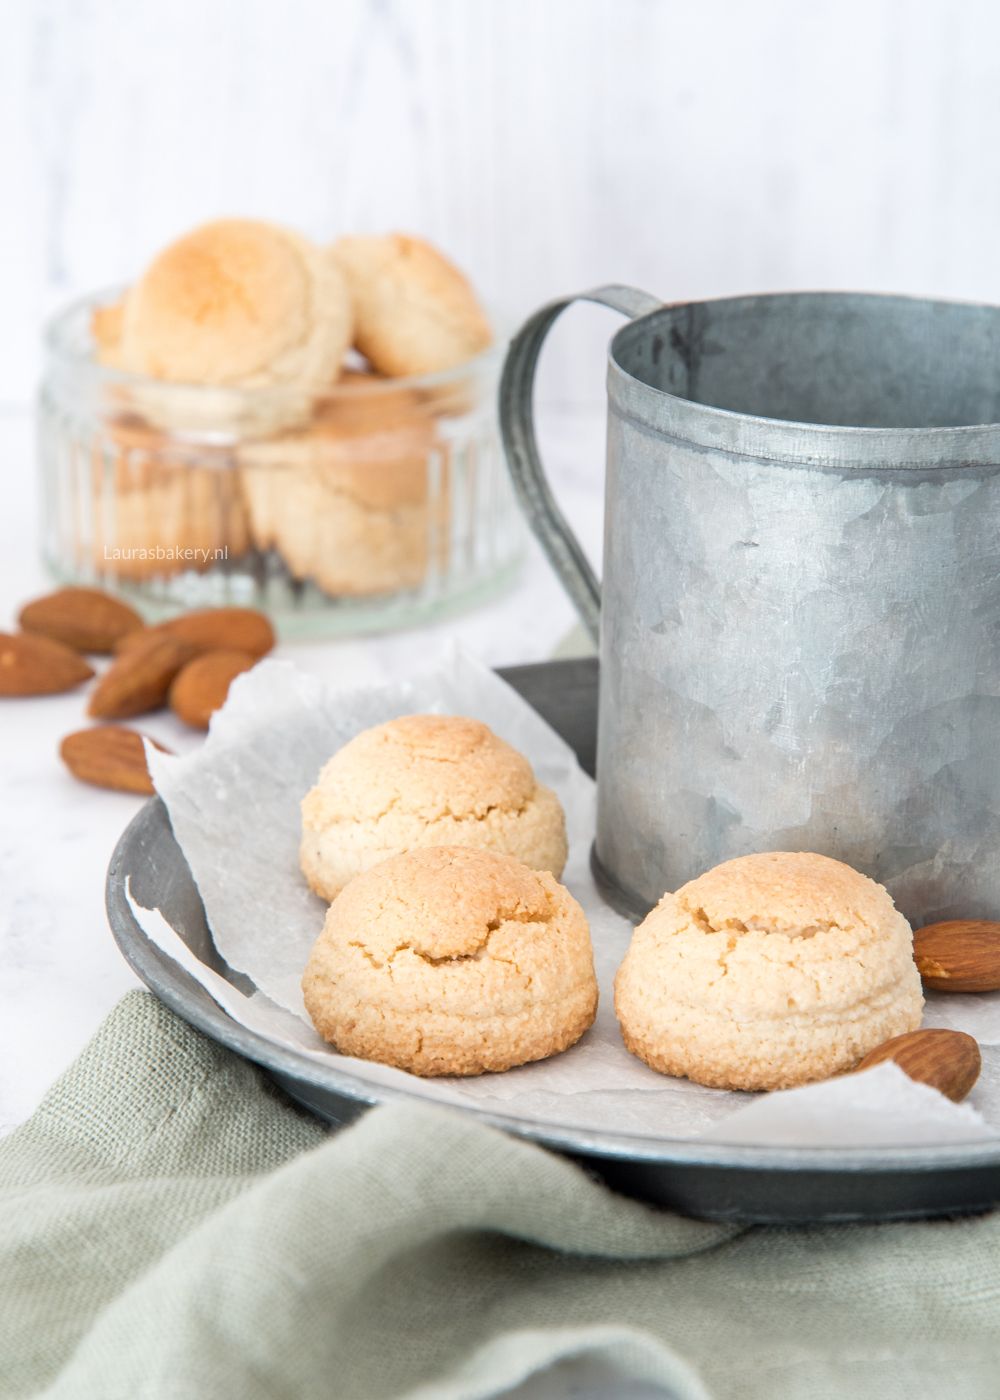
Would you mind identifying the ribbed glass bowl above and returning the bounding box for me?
[38,290,523,636]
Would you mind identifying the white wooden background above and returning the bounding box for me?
[3,0,1000,412]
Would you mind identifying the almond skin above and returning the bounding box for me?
[88,633,194,720]
[116,608,274,660]
[0,631,94,696]
[855,1028,981,1102]
[60,727,170,795]
[912,920,1000,993]
[18,586,143,654]
[169,649,256,730]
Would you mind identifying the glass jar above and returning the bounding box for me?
[38,290,523,636]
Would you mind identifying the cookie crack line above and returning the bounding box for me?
[348,906,553,971]
[678,898,859,942]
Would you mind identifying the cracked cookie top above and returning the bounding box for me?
[302,846,598,1075]
[620,851,918,1019]
[304,714,538,826]
[330,844,555,964]
[668,850,906,942]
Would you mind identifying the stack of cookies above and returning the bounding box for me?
[87,220,493,598]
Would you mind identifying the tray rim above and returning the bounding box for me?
[106,796,1000,1178]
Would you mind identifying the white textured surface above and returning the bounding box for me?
[6,0,1000,413]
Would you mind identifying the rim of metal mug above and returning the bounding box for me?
[606,290,1000,470]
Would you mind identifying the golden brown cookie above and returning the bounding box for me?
[614,851,924,1091]
[118,220,352,435]
[123,219,351,388]
[300,714,568,901]
[237,371,447,596]
[87,415,249,581]
[302,846,598,1075]
[331,233,491,376]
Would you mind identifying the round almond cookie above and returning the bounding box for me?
[88,415,249,581]
[237,371,448,597]
[124,219,351,389]
[300,714,568,901]
[120,219,353,434]
[331,233,492,376]
[614,851,924,1092]
[302,846,598,1075]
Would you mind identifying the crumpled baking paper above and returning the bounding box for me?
[134,647,1000,1148]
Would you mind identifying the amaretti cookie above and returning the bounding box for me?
[302,846,598,1075]
[300,714,568,901]
[88,415,249,581]
[614,851,924,1092]
[124,219,351,388]
[119,219,353,432]
[331,233,492,376]
[237,371,448,597]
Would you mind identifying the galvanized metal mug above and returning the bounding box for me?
[500,288,1000,925]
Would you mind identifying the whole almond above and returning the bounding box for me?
[912,920,1000,993]
[169,649,256,730]
[116,607,274,660]
[60,726,171,795]
[18,586,143,654]
[113,627,150,656]
[89,633,194,720]
[855,1028,981,1102]
[0,631,94,696]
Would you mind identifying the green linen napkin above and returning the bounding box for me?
[2,992,999,1400]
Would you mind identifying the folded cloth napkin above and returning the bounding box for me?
[2,993,1000,1400]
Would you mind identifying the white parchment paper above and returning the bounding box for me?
[139,648,1000,1148]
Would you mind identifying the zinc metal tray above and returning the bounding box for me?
[106,657,1000,1224]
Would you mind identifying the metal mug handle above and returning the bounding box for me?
[499,285,664,642]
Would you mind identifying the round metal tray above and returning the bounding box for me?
[105,658,1000,1224]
